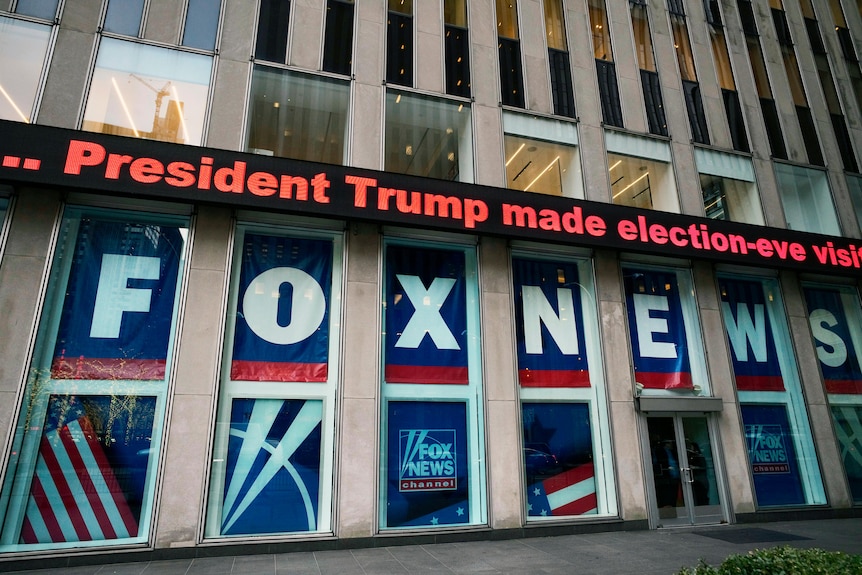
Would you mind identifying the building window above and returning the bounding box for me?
[182,0,222,51]
[847,174,862,232]
[323,0,354,76]
[802,283,862,503]
[623,264,709,395]
[496,0,525,108]
[205,225,343,537]
[718,275,826,507]
[668,2,709,144]
[385,90,474,183]
[544,0,574,118]
[380,240,486,529]
[630,1,667,137]
[246,67,349,164]
[588,0,623,127]
[387,0,413,87]
[607,131,678,212]
[707,4,749,152]
[695,148,763,225]
[14,0,60,19]
[82,38,212,145]
[503,112,582,197]
[0,207,189,550]
[513,254,617,519]
[0,15,52,123]
[774,163,840,235]
[444,0,470,98]
[256,0,291,63]
[104,0,146,36]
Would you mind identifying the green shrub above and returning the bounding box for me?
[676,545,862,575]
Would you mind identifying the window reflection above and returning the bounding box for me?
[774,163,840,235]
[609,153,677,212]
[504,135,581,197]
[82,38,212,146]
[246,67,349,164]
[0,17,52,123]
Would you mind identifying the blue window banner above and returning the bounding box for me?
[741,404,806,507]
[385,401,469,527]
[16,394,156,544]
[831,406,862,503]
[622,268,693,390]
[230,233,333,382]
[512,258,590,387]
[384,245,469,384]
[50,218,184,380]
[219,398,323,535]
[719,278,785,392]
[522,403,597,517]
[803,286,862,395]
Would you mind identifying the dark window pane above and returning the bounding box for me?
[183,0,221,50]
[14,0,58,19]
[804,18,825,55]
[722,89,750,152]
[256,0,291,63]
[387,12,413,86]
[837,27,858,62]
[667,0,685,17]
[771,9,792,47]
[737,0,758,37]
[549,49,575,118]
[499,37,525,108]
[596,59,623,127]
[323,0,355,75]
[104,0,145,36]
[683,80,709,145]
[760,97,787,159]
[445,24,471,97]
[704,0,722,26]
[797,105,823,166]
[832,114,859,172]
[641,69,667,137]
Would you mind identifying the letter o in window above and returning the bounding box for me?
[242,268,326,344]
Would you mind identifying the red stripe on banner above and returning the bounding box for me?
[58,422,116,540]
[825,379,862,394]
[519,370,591,388]
[635,372,694,390]
[544,463,595,495]
[19,516,37,545]
[29,476,64,543]
[735,375,785,392]
[554,492,598,516]
[230,360,328,382]
[39,436,91,541]
[77,418,138,537]
[50,357,166,380]
[385,365,469,384]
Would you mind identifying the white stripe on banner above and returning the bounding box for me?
[546,477,596,512]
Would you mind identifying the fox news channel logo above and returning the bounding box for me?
[399,429,457,492]
[746,424,791,474]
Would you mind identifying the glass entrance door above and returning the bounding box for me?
[647,415,723,526]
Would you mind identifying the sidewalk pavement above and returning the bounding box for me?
[5,518,862,575]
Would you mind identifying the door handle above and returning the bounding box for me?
[682,467,694,484]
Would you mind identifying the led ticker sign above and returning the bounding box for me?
[1,119,861,276]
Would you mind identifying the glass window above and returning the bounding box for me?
[246,68,349,164]
[718,275,826,507]
[774,163,840,236]
[0,208,189,551]
[380,240,486,529]
[15,0,59,20]
[802,283,862,502]
[323,0,355,76]
[444,0,470,98]
[544,0,574,118]
[256,0,291,63]
[387,0,413,86]
[183,0,222,51]
[503,112,582,198]
[513,254,617,519]
[497,0,524,108]
[608,154,678,212]
[622,264,709,396]
[385,90,474,183]
[104,0,146,36]
[847,174,862,232]
[0,16,52,123]
[695,148,763,225]
[82,38,213,146]
[205,226,343,537]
